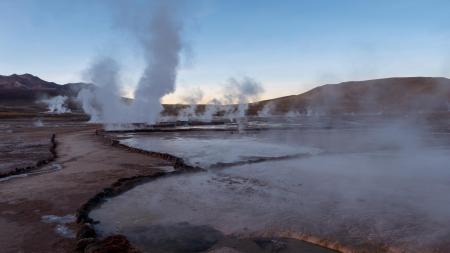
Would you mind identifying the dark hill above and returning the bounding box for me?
[249,77,450,115]
[0,73,91,103]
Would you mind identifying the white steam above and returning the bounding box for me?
[177,87,204,121]
[174,77,265,125]
[76,1,268,127]
[78,57,126,123]
[131,2,183,124]
[222,77,264,130]
[33,118,44,127]
[41,95,71,114]
[258,102,276,117]
[78,1,184,126]
[223,77,264,117]
[198,99,222,122]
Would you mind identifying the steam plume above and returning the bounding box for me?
[223,77,264,122]
[177,87,204,121]
[131,2,183,123]
[41,95,71,114]
[78,1,184,126]
[79,57,126,123]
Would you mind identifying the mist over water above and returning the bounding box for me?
[120,130,320,168]
[91,116,450,253]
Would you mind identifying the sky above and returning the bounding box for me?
[1,0,450,103]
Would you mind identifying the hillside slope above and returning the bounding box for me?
[0,73,90,103]
[249,77,450,115]
[0,74,92,116]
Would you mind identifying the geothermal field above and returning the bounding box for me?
[1,113,450,253]
[2,1,450,253]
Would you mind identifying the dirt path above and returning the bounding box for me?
[0,129,172,253]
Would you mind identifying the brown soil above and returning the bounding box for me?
[0,128,172,253]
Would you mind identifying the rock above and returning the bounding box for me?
[84,235,140,253]
[76,238,96,251]
[253,238,287,252]
[208,247,243,253]
[77,224,97,240]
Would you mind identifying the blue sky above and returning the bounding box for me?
[1,0,450,102]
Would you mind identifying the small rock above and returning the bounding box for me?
[84,235,140,253]
[77,223,97,240]
[209,247,243,253]
[254,238,287,252]
[76,238,96,251]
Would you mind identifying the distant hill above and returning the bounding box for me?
[0,74,92,116]
[248,77,450,115]
[0,73,91,102]
[1,74,449,117]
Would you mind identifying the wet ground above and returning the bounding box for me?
[0,121,174,253]
[0,117,90,175]
[91,116,450,253]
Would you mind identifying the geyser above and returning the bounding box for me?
[78,1,184,125]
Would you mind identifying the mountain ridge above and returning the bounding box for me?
[1,74,450,115]
[0,73,92,101]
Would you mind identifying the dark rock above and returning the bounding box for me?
[253,238,287,252]
[77,224,97,240]
[76,237,96,251]
[84,235,140,253]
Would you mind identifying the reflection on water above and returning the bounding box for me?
[92,119,450,252]
[121,132,321,168]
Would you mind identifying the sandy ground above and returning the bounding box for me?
[0,128,172,253]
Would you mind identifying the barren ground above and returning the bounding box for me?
[0,123,172,253]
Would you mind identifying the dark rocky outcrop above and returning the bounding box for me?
[83,235,140,253]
